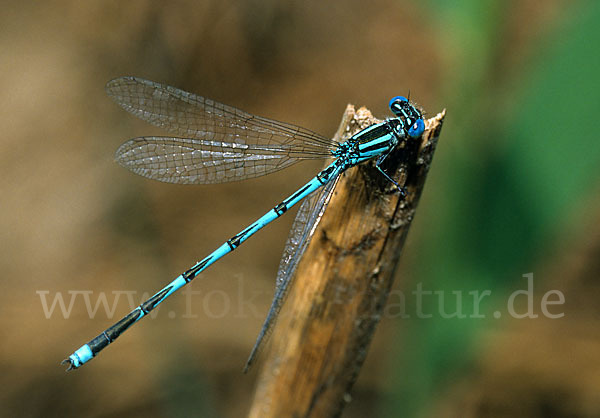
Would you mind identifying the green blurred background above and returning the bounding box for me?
[2,0,599,417]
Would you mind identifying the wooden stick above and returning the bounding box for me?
[248,105,446,418]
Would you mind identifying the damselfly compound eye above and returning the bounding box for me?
[408,119,425,138]
[388,96,408,114]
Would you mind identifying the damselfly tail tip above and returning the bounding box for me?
[61,358,75,372]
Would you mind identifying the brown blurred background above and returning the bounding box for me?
[2,1,599,417]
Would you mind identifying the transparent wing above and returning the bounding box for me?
[106,76,338,155]
[115,136,311,184]
[243,174,339,372]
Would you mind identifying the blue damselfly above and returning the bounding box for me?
[64,77,425,371]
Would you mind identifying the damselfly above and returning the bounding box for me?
[64,76,425,371]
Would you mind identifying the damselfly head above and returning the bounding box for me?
[388,96,425,138]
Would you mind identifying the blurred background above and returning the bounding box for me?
[1,0,599,417]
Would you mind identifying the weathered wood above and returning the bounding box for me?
[248,105,445,418]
